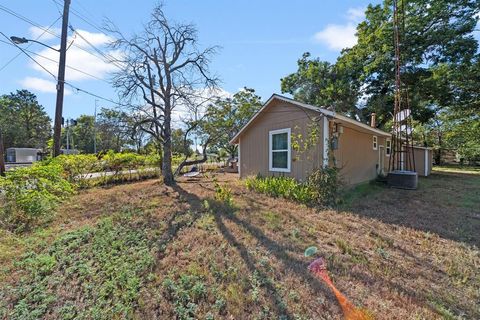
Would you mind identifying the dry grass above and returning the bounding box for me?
[0,168,479,319]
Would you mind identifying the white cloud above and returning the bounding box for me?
[313,7,366,51]
[19,77,71,95]
[313,24,357,50]
[346,7,366,22]
[29,29,121,82]
[29,26,61,42]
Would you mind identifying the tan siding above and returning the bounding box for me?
[239,100,323,181]
[333,126,383,185]
[412,147,433,176]
[238,99,395,185]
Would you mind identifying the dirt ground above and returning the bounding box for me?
[1,168,479,319]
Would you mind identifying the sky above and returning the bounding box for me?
[0,0,386,124]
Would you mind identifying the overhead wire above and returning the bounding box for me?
[0,37,129,108]
[53,0,104,34]
[0,15,61,72]
[69,25,124,70]
[0,3,119,69]
[0,38,108,82]
[0,32,57,79]
[51,0,124,70]
[50,0,62,15]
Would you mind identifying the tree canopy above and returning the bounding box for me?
[282,0,479,126]
[0,90,51,150]
[203,88,263,158]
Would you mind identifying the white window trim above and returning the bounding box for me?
[373,135,378,150]
[386,139,391,157]
[322,117,329,168]
[269,128,291,172]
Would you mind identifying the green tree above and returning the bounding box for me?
[171,128,193,157]
[204,88,262,158]
[0,90,51,149]
[281,53,359,115]
[96,108,132,152]
[66,115,96,153]
[282,0,479,127]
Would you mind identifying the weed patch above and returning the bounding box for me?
[0,164,74,232]
[0,210,158,319]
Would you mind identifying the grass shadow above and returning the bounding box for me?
[339,171,480,247]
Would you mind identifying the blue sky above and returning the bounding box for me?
[1,0,382,123]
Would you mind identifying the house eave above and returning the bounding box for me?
[229,93,391,144]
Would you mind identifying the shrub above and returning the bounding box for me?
[0,164,74,231]
[45,154,101,187]
[245,176,313,204]
[245,168,339,208]
[145,153,161,168]
[214,181,234,207]
[306,167,339,207]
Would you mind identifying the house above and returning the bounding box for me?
[230,94,432,186]
[6,148,42,163]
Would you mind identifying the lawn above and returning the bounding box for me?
[0,167,479,319]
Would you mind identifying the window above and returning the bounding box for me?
[373,136,378,150]
[269,128,291,172]
[386,139,391,156]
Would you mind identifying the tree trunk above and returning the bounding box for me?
[174,139,210,176]
[437,131,443,165]
[162,109,174,185]
[0,130,5,176]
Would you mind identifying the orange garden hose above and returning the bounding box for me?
[308,257,372,320]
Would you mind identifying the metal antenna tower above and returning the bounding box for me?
[388,0,417,188]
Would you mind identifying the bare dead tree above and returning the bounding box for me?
[106,5,219,185]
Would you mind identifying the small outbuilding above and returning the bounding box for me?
[230,94,433,186]
[6,148,42,163]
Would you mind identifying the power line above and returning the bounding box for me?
[69,26,123,70]
[0,15,61,72]
[0,38,108,82]
[0,3,117,68]
[75,0,100,23]
[64,82,129,107]
[53,0,105,34]
[52,0,124,70]
[0,4,59,37]
[0,34,128,108]
[50,0,63,15]
[0,32,57,79]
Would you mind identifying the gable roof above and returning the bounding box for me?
[230,94,390,144]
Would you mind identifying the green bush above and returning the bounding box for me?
[306,167,339,207]
[45,154,101,187]
[0,164,74,231]
[214,181,234,207]
[245,168,339,207]
[245,176,313,204]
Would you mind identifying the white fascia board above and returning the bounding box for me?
[229,93,391,144]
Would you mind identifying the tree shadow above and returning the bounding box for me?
[156,185,206,260]
[170,184,340,318]
[341,172,480,247]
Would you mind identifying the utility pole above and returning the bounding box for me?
[0,129,5,176]
[94,99,98,153]
[53,0,71,157]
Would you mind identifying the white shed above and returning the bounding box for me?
[6,148,42,163]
